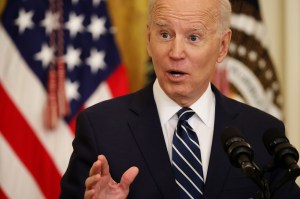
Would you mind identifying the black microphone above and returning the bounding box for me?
[221,127,269,198]
[263,128,300,172]
[263,128,300,195]
[221,127,254,169]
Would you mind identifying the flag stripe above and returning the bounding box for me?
[83,64,129,118]
[84,81,113,108]
[0,84,61,199]
[0,133,45,199]
[0,188,8,199]
[107,64,130,97]
[0,24,74,174]
[0,189,8,199]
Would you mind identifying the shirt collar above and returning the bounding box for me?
[153,79,215,126]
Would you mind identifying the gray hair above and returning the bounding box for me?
[148,0,232,33]
[218,0,232,32]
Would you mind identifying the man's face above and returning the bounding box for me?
[147,0,231,106]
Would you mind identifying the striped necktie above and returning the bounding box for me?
[172,107,204,199]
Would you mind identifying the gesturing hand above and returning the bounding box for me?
[84,155,139,199]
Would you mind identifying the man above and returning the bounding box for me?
[60,0,300,198]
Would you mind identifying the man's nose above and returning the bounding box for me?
[168,37,186,59]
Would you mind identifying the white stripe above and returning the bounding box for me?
[173,162,203,195]
[0,133,45,199]
[178,109,194,119]
[175,131,202,166]
[180,125,200,148]
[0,24,73,175]
[172,146,204,182]
[175,180,194,199]
[231,13,269,48]
[84,81,113,108]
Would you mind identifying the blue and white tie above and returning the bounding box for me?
[172,107,204,199]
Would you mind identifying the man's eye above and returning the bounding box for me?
[161,32,169,39]
[189,34,199,42]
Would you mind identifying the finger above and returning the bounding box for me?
[84,189,95,199]
[119,166,139,189]
[89,159,101,176]
[98,155,110,176]
[85,174,100,190]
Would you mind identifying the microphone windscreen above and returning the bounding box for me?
[221,127,254,168]
[221,127,243,145]
[263,128,286,155]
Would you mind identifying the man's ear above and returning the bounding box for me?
[217,29,232,63]
[146,25,152,57]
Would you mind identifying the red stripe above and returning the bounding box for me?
[69,114,77,134]
[0,188,8,199]
[0,84,61,199]
[107,64,130,97]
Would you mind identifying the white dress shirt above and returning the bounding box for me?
[153,79,216,182]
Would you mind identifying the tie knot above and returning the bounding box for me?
[177,107,195,122]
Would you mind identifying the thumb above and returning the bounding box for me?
[119,166,139,189]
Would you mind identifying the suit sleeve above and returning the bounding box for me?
[59,111,99,199]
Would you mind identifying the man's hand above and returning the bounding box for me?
[84,155,139,199]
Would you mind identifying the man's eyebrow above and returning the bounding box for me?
[191,28,201,32]
[154,20,167,27]
[191,25,206,31]
[190,25,209,34]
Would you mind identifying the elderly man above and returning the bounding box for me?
[60,0,300,198]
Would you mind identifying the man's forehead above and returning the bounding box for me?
[152,0,219,22]
[152,0,219,30]
[153,0,219,11]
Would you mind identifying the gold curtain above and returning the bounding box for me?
[0,0,7,16]
[107,0,149,92]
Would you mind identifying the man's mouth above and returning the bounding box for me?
[168,70,186,77]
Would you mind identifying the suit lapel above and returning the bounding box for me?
[204,85,240,198]
[128,84,180,199]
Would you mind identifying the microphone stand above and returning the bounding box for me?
[241,161,271,199]
[256,162,300,198]
[270,165,300,198]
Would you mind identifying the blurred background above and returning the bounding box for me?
[0,0,299,198]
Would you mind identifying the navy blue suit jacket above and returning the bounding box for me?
[60,83,300,198]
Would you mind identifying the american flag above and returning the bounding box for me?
[0,0,129,198]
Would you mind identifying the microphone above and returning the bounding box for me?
[263,128,300,195]
[221,127,254,169]
[263,128,300,172]
[221,127,269,198]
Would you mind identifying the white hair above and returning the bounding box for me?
[218,0,232,32]
[148,0,232,32]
